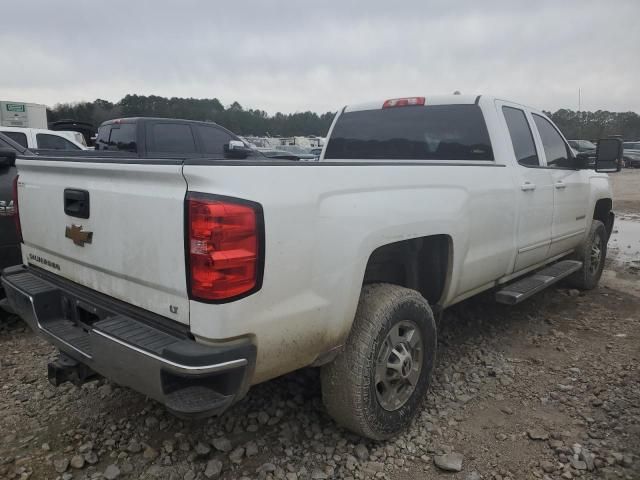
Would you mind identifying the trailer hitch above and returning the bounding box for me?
[47,352,97,387]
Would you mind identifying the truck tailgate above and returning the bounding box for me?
[16,159,189,324]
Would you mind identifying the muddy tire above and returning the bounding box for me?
[567,220,607,290]
[321,283,437,440]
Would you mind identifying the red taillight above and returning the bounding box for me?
[187,193,263,302]
[12,175,22,242]
[382,97,426,108]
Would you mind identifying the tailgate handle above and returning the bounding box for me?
[64,189,90,219]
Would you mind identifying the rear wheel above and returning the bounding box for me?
[567,220,607,290]
[321,283,437,440]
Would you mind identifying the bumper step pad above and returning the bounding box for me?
[94,315,181,356]
[165,386,233,417]
[44,319,93,356]
[495,260,582,305]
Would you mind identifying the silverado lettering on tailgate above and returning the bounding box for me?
[28,253,61,271]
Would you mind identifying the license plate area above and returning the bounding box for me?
[58,295,110,333]
[37,293,113,358]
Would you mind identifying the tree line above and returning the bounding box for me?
[544,109,640,141]
[48,95,335,137]
[48,94,640,140]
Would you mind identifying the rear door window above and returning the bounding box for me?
[147,123,197,154]
[1,131,28,148]
[197,124,234,156]
[324,104,493,161]
[36,133,81,150]
[108,124,137,152]
[502,106,539,166]
[532,114,571,168]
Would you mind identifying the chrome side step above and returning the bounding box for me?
[496,260,583,305]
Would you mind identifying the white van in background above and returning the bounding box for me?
[0,127,86,151]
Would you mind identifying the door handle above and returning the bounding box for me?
[555,181,566,189]
[521,182,536,192]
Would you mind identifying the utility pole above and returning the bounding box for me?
[578,88,582,138]
[578,88,581,112]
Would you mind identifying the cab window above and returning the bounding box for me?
[502,107,539,166]
[1,131,28,148]
[532,114,572,168]
[36,133,81,150]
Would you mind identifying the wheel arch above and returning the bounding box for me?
[361,234,453,309]
[593,197,614,239]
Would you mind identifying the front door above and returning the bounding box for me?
[499,102,554,272]
[530,114,589,257]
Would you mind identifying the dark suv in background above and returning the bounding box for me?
[622,141,640,168]
[95,117,259,159]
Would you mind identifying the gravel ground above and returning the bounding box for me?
[1,171,638,480]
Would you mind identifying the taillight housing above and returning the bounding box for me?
[186,193,264,302]
[12,175,22,242]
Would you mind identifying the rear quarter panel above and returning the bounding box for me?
[184,162,517,383]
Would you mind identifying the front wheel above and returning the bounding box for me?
[321,283,437,440]
[567,220,607,290]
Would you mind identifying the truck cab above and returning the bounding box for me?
[0,127,86,151]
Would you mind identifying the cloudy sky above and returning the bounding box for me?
[2,0,639,114]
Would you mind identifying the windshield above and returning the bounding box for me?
[324,104,493,161]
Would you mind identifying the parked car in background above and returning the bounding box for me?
[257,148,306,160]
[277,144,318,160]
[568,139,597,153]
[0,127,86,151]
[3,95,622,440]
[622,141,640,168]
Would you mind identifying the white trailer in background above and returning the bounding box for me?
[0,101,48,129]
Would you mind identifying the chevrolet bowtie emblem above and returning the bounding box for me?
[65,224,93,247]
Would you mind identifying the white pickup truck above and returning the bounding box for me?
[2,95,623,440]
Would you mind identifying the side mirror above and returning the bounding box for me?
[0,149,17,168]
[574,152,593,169]
[224,140,252,159]
[595,138,622,172]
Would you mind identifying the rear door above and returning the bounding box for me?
[530,114,589,257]
[195,123,236,158]
[145,121,201,158]
[16,157,190,324]
[498,101,554,271]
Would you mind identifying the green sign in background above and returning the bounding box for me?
[6,103,26,113]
